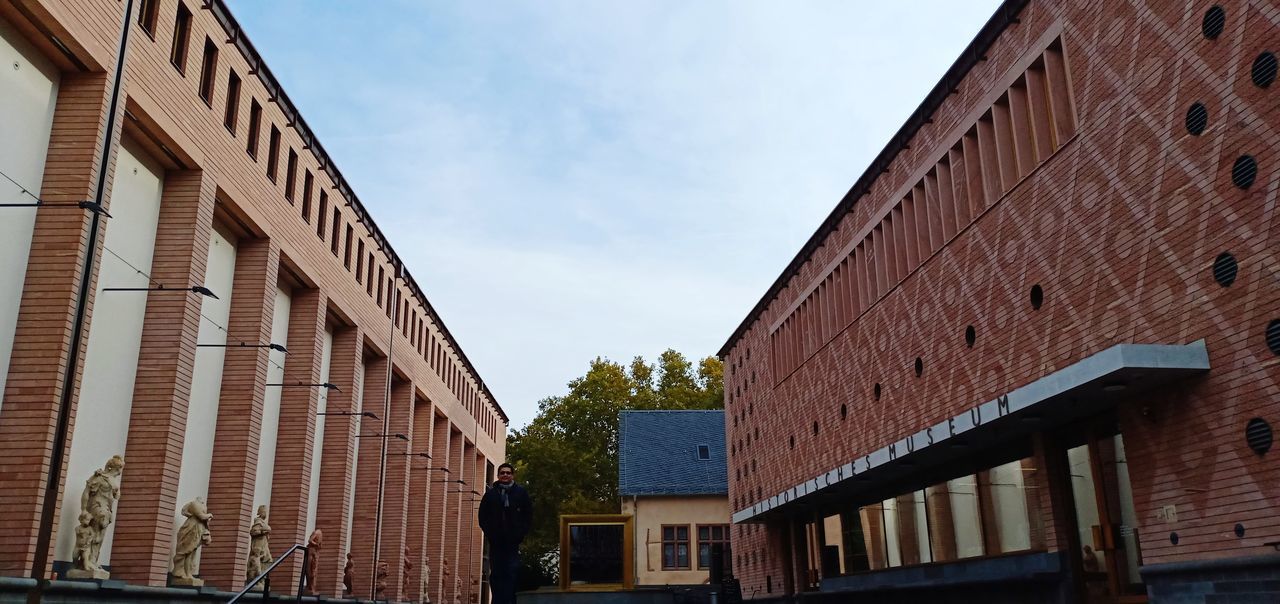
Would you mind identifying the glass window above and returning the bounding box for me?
[987,460,1032,553]
[662,525,690,570]
[697,525,729,569]
[946,475,985,559]
[169,3,192,73]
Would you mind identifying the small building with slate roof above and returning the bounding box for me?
[619,409,730,587]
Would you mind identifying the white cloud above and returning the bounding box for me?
[228,0,1002,429]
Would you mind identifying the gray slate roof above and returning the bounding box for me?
[618,410,727,496]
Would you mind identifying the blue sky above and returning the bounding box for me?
[226,0,1003,430]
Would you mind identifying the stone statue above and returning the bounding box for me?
[68,455,124,580]
[343,553,354,594]
[420,554,432,603]
[374,560,389,598]
[245,505,272,588]
[303,529,322,594]
[403,546,413,595]
[171,497,213,586]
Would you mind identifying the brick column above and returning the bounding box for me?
[0,72,118,575]
[200,238,280,589]
[350,356,388,598]
[267,289,327,587]
[427,415,452,603]
[112,169,217,585]
[468,445,484,598]
[924,483,957,562]
[405,399,435,601]
[312,326,363,596]
[380,378,415,600]
[443,426,464,603]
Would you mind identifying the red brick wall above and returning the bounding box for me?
[723,0,1280,594]
[0,0,506,592]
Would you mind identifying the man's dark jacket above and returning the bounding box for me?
[478,482,532,547]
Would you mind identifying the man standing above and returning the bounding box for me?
[479,462,532,604]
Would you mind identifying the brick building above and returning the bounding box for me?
[0,1,505,602]
[719,1,1279,602]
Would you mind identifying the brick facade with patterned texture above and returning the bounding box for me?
[0,0,507,598]
[720,0,1280,601]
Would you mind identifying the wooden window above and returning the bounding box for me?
[316,191,328,239]
[169,3,192,73]
[355,240,365,283]
[697,525,730,569]
[198,37,217,105]
[301,170,313,222]
[223,70,241,134]
[246,99,262,159]
[366,253,375,295]
[343,224,354,269]
[138,0,160,37]
[662,525,691,570]
[284,149,298,204]
[330,208,341,256]
[266,126,281,182]
[376,266,385,306]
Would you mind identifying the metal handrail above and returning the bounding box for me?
[227,543,308,603]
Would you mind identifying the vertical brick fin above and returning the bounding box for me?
[349,355,389,598]
[267,289,326,587]
[441,427,464,603]
[404,401,434,602]
[113,169,216,586]
[312,326,362,597]
[469,448,485,596]
[0,72,114,575]
[427,417,451,604]
[201,239,279,589]
[379,380,415,600]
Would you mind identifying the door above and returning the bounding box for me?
[1067,433,1145,603]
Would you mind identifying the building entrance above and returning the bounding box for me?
[1067,433,1145,603]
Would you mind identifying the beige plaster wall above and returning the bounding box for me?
[623,495,730,586]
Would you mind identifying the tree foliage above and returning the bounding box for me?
[505,350,723,586]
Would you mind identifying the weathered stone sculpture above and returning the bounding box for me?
[244,505,271,588]
[68,455,124,580]
[420,554,432,603]
[171,497,213,586]
[343,553,354,594]
[403,546,413,595]
[374,560,389,598]
[302,529,322,594]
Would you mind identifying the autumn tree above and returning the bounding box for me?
[505,349,723,586]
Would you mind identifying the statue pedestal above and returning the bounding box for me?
[65,568,110,580]
[170,576,204,588]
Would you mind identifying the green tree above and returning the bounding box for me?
[505,350,723,587]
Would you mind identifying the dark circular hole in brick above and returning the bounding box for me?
[813,421,819,435]
[1246,417,1273,455]
[1202,5,1226,39]
[1253,51,1278,88]
[1267,319,1280,356]
[1213,252,1238,287]
[965,325,976,348]
[840,403,848,419]
[1232,155,1257,189]
[1030,284,1044,310]
[1234,523,1246,538]
[1185,102,1209,135]
[874,383,882,400]
[914,357,924,377]
[755,426,759,439]
[1169,532,1179,545]
[789,435,795,450]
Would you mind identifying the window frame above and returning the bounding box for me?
[266,126,281,182]
[223,69,241,134]
[169,2,192,73]
[246,99,262,159]
[661,525,691,570]
[198,37,218,105]
[138,0,160,38]
[696,524,729,570]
